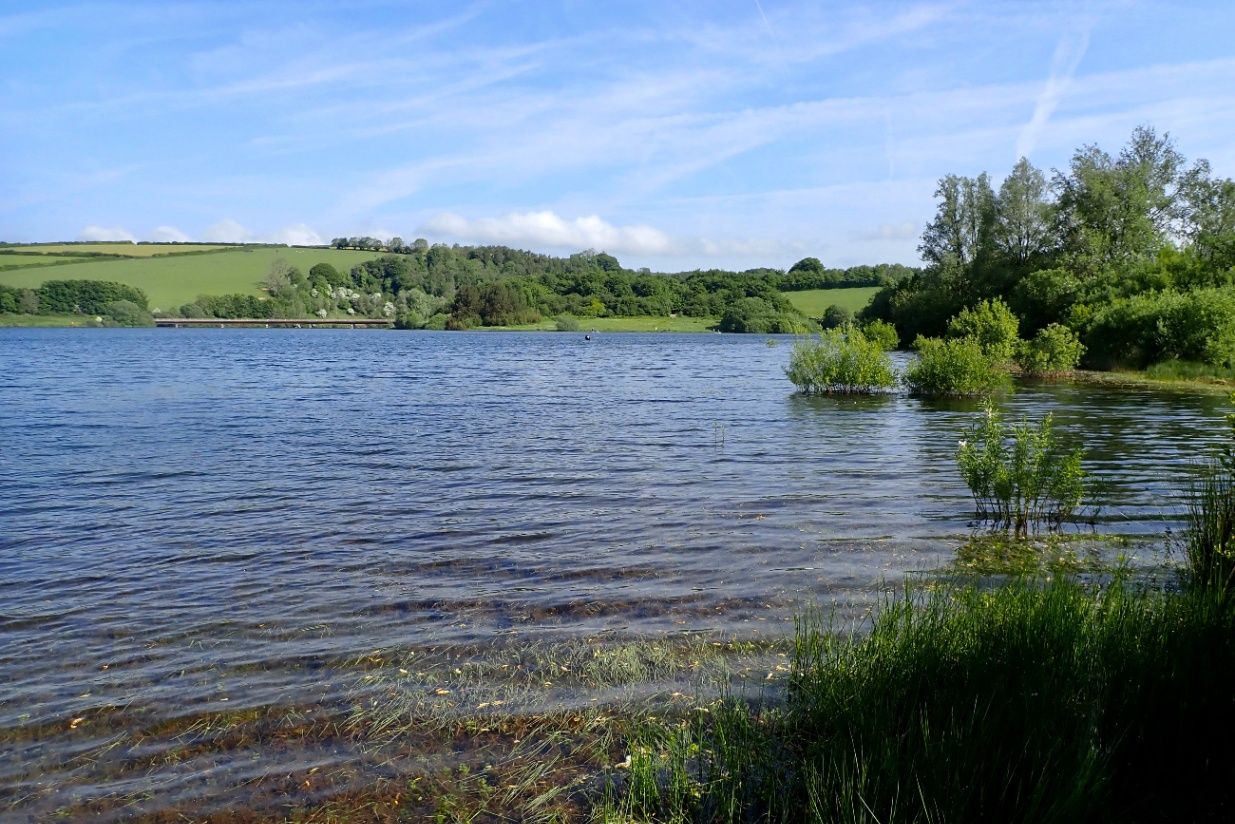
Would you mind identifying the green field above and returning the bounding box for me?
[782,286,879,318]
[0,247,389,312]
[5,243,252,257]
[0,254,90,268]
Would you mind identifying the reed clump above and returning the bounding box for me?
[601,580,1235,823]
[1183,398,1235,603]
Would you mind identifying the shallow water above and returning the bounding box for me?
[0,328,1227,817]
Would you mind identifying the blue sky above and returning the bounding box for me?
[2,1,1233,270]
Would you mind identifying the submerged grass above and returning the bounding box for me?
[602,579,1235,823]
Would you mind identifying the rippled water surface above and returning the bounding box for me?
[0,328,1228,818]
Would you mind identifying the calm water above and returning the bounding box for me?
[0,328,1227,818]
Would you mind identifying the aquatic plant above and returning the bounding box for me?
[785,326,896,394]
[955,403,1085,535]
[903,335,1011,396]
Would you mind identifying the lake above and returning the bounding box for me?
[0,328,1227,819]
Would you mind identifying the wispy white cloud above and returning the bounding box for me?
[1016,20,1093,159]
[200,219,324,246]
[151,225,190,242]
[424,211,674,255]
[202,218,252,243]
[78,224,136,242]
[267,223,323,246]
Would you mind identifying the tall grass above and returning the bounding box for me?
[601,580,1235,823]
[1183,402,1235,603]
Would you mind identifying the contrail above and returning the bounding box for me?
[753,0,773,34]
[1016,20,1092,160]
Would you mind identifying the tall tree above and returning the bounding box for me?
[1053,127,1186,275]
[919,173,996,269]
[994,158,1054,266]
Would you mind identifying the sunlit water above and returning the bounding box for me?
[0,328,1227,818]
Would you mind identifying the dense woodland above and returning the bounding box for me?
[861,127,1235,370]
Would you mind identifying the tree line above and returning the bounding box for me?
[171,246,914,332]
[861,126,1235,370]
[0,280,152,325]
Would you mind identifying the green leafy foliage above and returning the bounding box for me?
[818,303,852,329]
[1092,287,1235,369]
[859,318,900,350]
[100,299,154,327]
[904,336,1010,396]
[785,327,896,394]
[858,127,1235,372]
[718,296,808,333]
[946,297,1021,360]
[36,279,149,314]
[1017,323,1086,376]
[955,404,1085,534]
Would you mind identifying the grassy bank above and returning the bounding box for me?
[1063,367,1235,394]
[0,312,91,327]
[606,579,1235,823]
[489,315,719,333]
[781,287,880,318]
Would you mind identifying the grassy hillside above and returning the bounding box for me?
[5,243,253,257]
[782,286,879,318]
[0,247,389,312]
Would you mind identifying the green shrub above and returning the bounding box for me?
[904,336,1011,396]
[956,403,1085,534]
[719,296,806,333]
[178,302,208,319]
[785,327,896,394]
[1016,322,1086,376]
[394,310,425,329]
[859,318,900,351]
[819,303,852,329]
[947,297,1021,360]
[1085,287,1235,368]
[422,313,449,330]
[554,314,581,332]
[102,299,154,327]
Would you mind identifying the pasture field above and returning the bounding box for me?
[4,243,251,257]
[0,254,90,268]
[0,248,389,312]
[782,286,879,318]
